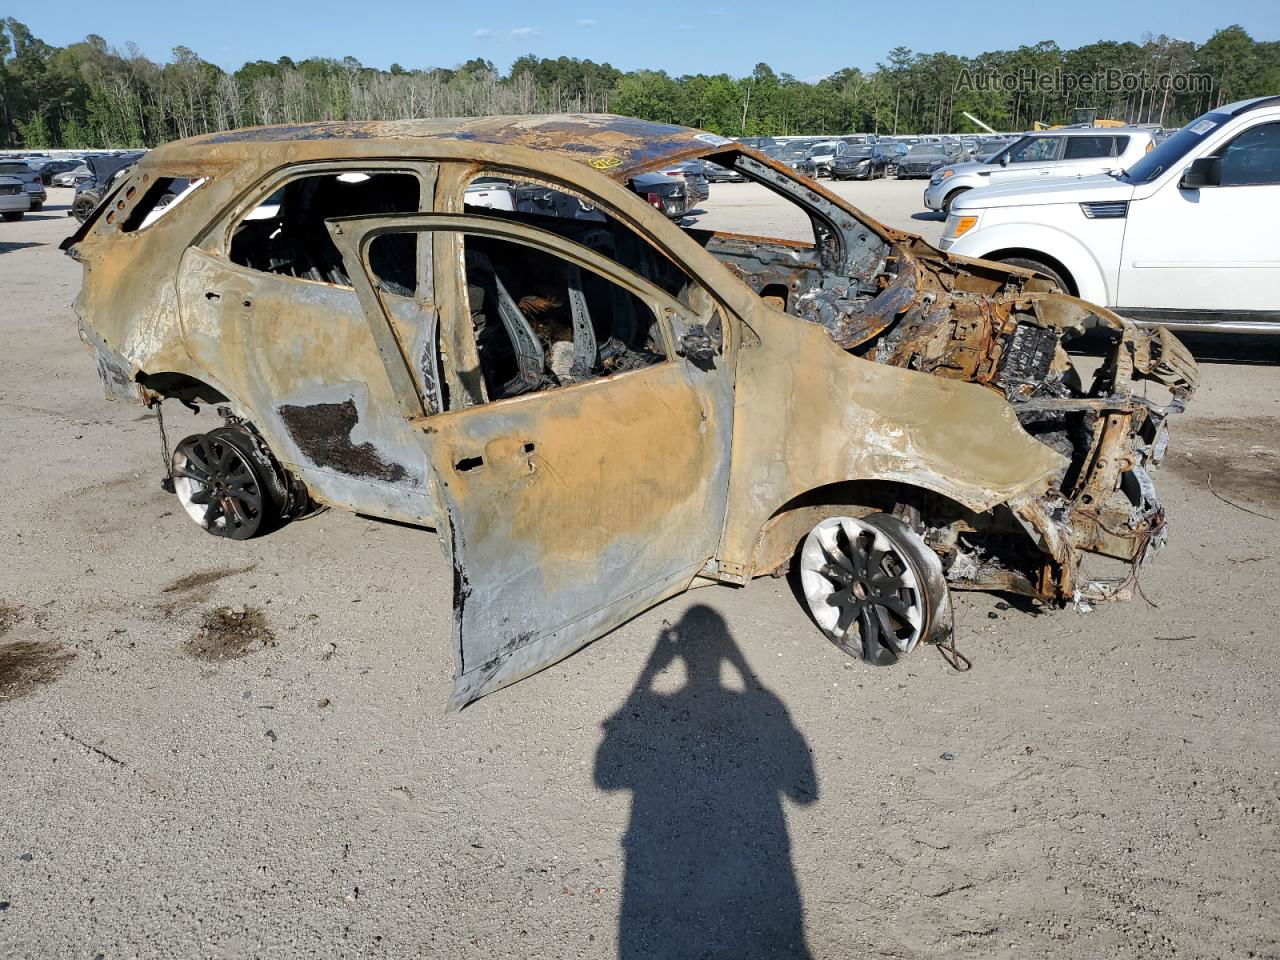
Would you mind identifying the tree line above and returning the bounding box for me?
[1,18,1276,150]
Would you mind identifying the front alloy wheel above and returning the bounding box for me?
[799,513,950,665]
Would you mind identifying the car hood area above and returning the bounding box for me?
[954,174,1136,211]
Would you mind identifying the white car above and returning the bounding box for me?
[923,129,1154,214]
[942,97,1280,335]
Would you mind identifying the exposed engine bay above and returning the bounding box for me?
[691,150,1199,606]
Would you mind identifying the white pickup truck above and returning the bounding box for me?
[942,96,1280,335]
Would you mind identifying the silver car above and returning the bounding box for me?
[923,128,1155,215]
[0,160,48,211]
[0,175,32,221]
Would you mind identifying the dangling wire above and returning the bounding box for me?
[155,400,175,493]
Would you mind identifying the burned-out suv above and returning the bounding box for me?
[64,115,1197,708]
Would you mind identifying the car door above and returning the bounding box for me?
[331,212,738,708]
[177,161,438,523]
[1056,134,1124,178]
[986,135,1064,187]
[1118,120,1280,316]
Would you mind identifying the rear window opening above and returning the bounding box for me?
[120,177,206,232]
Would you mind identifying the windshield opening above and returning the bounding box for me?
[1120,112,1229,184]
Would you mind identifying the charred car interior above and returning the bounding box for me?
[62,115,1198,708]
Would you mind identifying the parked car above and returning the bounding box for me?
[796,140,846,178]
[924,128,1154,215]
[62,114,1196,708]
[829,145,893,180]
[0,175,32,221]
[71,152,146,222]
[776,139,821,169]
[657,162,710,205]
[52,164,91,188]
[894,142,966,179]
[942,96,1280,335]
[463,176,517,211]
[33,157,84,184]
[703,160,746,183]
[880,141,909,174]
[630,171,693,218]
[0,160,47,210]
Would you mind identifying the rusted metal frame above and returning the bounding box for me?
[192,158,437,258]
[325,210,705,403]
[449,160,750,329]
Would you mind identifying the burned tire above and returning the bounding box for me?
[71,190,101,223]
[171,427,288,540]
[997,256,1072,295]
[798,512,951,666]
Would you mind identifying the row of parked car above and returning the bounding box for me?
[0,151,146,223]
[740,134,1016,182]
[932,97,1279,335]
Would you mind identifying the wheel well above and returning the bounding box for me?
[748,480,968,579]
[136,371,228,406]
[982,248,1078,296]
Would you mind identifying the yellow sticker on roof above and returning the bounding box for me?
[589,155,623,170]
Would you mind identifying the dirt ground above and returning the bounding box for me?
[1,183,1278,960]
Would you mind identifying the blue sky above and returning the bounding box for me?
[24,1,1279,78]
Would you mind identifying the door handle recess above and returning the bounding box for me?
[205,291,220,300]
[455,455,485,473]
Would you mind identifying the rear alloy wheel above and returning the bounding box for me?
[171,427,284,540]
[799,513,950,665]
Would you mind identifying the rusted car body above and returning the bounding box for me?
[63,115,1197,707]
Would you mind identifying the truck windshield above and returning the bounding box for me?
[1119,112,1229,184]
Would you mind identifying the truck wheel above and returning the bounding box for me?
[2,212,22,222]
[998,256,1071,294]
[798,513,950,666]
[170,426,288,540]
[30,201,42,212]
[941,188,970,216]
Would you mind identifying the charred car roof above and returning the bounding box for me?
[168,114,732,182]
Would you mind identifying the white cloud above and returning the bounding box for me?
[509,26,541,40]
[577,18,597,27]
[473,27,493,39]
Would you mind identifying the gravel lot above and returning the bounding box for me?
[1,183,1278,960]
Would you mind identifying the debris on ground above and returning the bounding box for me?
[0,640,75,702]
[185,606,276,661]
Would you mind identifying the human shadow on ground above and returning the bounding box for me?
[594,605,818,960]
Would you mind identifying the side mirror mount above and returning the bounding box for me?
[1180,156,1221,190]
[678,323,717,368]
[999,154,1010,167]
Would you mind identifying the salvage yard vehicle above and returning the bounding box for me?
[829,145,893,181]
[924,128,1154,215]
[63,114,1198,708]
[71,151,146,222]
[0,160,47,211]
[895,141,967,179]
[942,97,1280,334]
[0,175,32,221]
